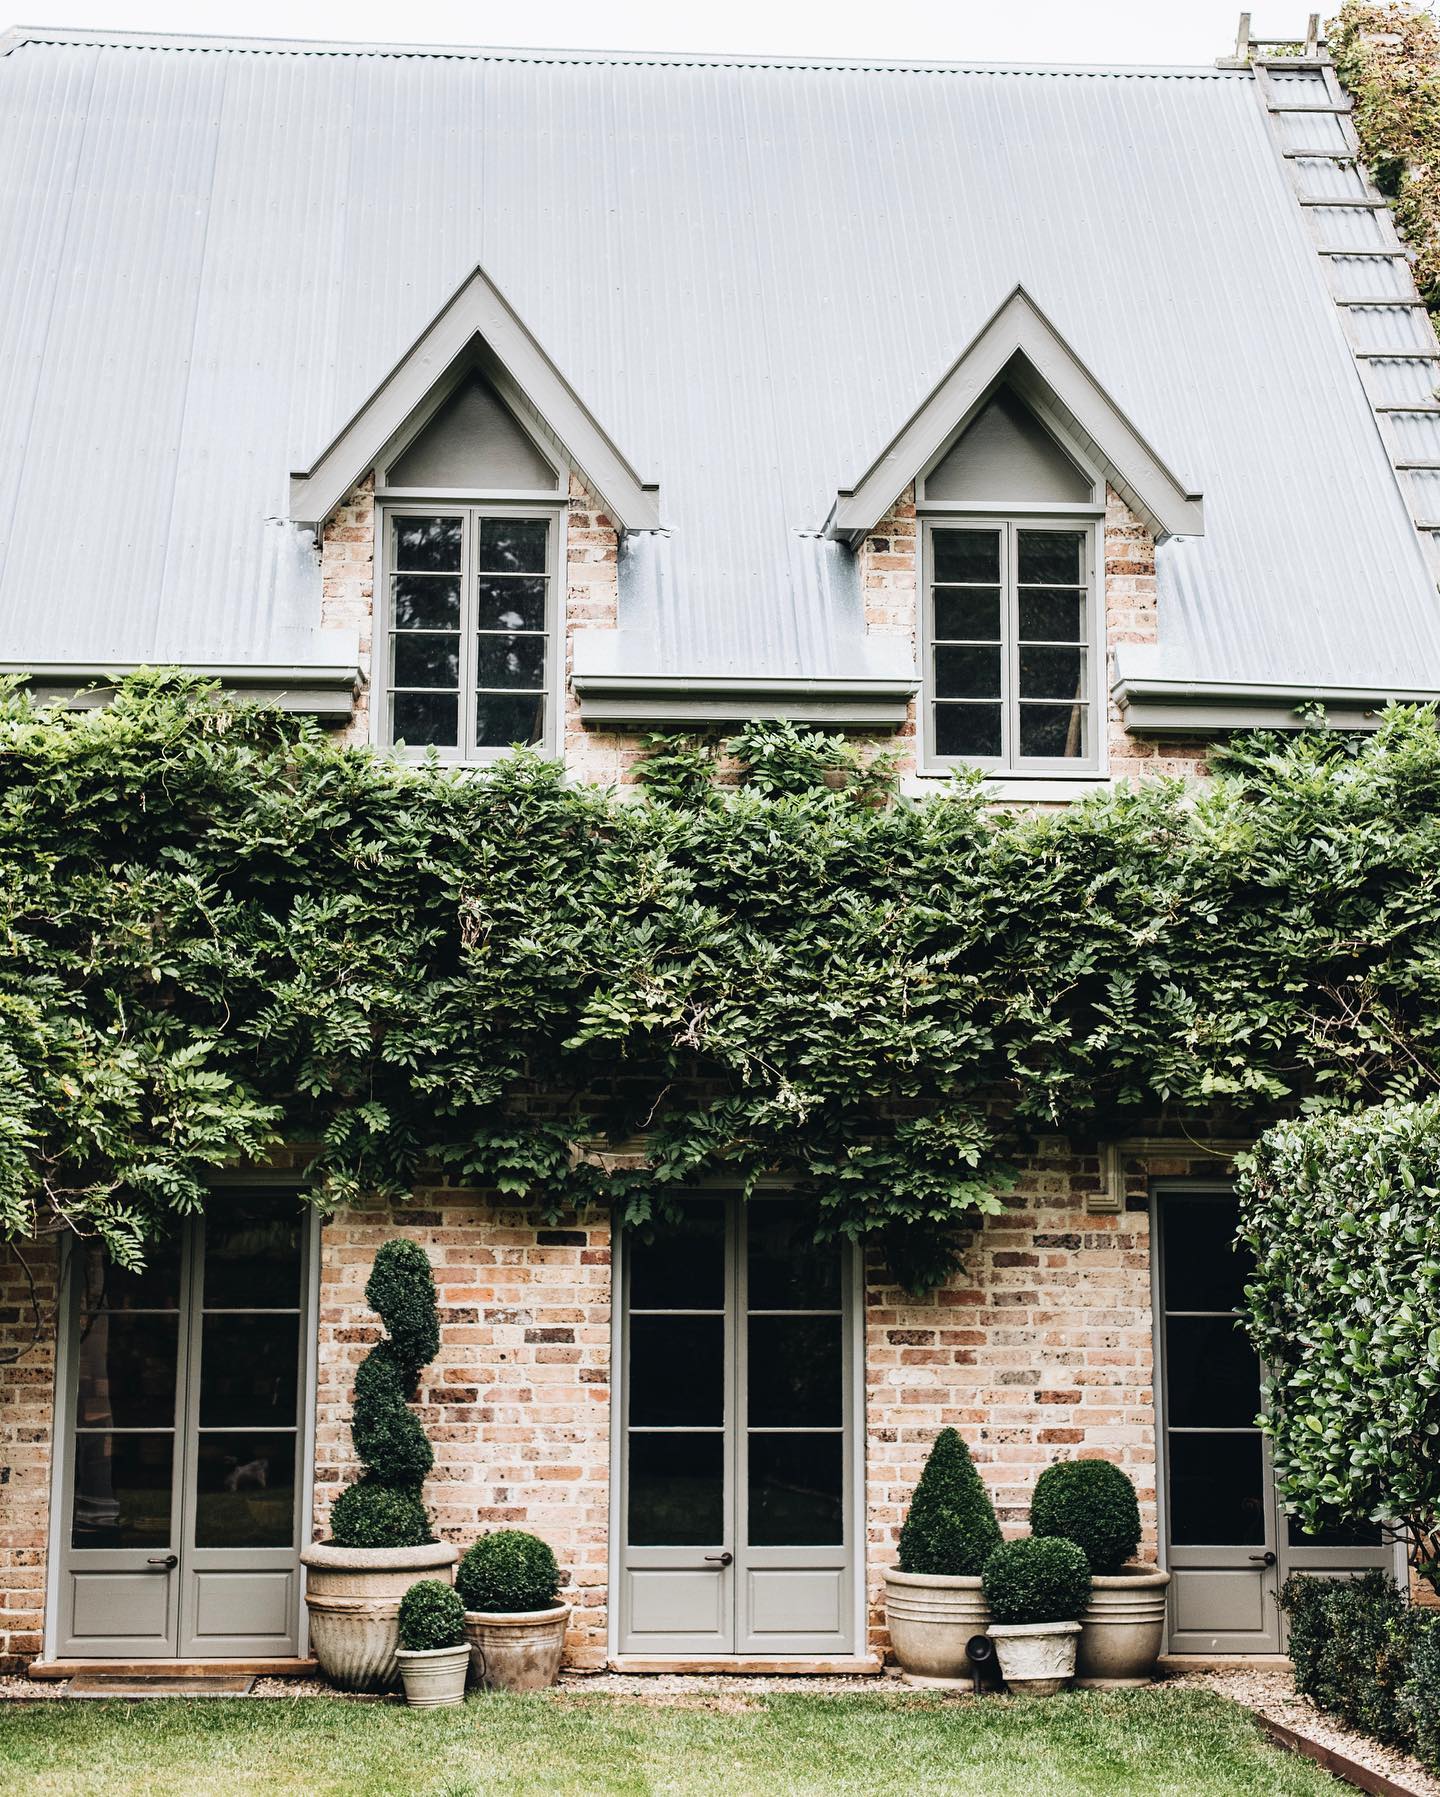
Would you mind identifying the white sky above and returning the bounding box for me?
[0,1,1357,67]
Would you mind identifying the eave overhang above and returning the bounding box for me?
[1112,669,1440,736]
[289,264,661,532]
[827,285,1204,546]
[0,661,361,720]
[571,671,918,728]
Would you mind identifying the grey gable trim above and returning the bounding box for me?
[571,672,917,728]
[1112,668,1440,736]
[827,286,1205,545]
[288,265,661,532]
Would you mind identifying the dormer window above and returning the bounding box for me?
[919,383,1102,774]
[373,363,564,760]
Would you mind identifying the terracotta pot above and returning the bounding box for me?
[396,1642,471,1708]
[300,1541,459,1691]
[464,1604,570,1692]
[989,1619,1082,1696]
[883,1569,991,1688]
[1075,1562,1171,1688]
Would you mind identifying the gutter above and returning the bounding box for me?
[0,662,362,721]
[570,671,918,728]
[1112,672,1440,736]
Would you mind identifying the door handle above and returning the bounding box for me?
[703,1551,734,1567]
[146,1553,179,1569]
[1248,1552,1277,1566]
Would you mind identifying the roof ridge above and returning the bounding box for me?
[0,23,1248,78]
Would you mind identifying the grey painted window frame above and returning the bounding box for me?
[373,499,567,766]
[919,512,1104,778]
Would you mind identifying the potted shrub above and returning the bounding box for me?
[395,1580,471,1708]
[301,1239,458,1690]
[1030,1459,1170,1687]
[983,1536,1091,1695]
[457,1530,569,1692]
[884,1427,1003,1687]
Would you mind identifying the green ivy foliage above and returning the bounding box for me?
[456,1531,560,1614]
[4,675,1440,1291]
[896,1426,1003,1577]
[1238,1099,1440,1585]
[982,1536,1092,1625]
[397,1579,468,1653]
[1028,1460,1141,1576]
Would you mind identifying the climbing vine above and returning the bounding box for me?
[2,674,1440,1291]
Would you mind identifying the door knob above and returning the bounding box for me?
[703,1551,734,1567]
[1248,1552,1277,1566]
[146,1553,179,1569]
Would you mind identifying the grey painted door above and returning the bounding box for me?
[1157,1188,1392,1653]
[617,1197,858,1657]
[56,1191,309,1658]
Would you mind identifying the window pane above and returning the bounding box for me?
[194,1432,296,1548]
[475,692,544,749]
[1165,1315,1260,1429]
[1167,1432,1265,1545]
[76,1313,179,1430]
[1018,530,1084,586]
[392,691,458,748]
[1019,646,1085,701]
[1162,1198,1248,1314]
[934,588,1001,642]
[748,1435,843,1546]
[479,518,548,574]
[628,1316,724,1426]
[934,703,1002,759]
[1019,589,1083,642]
[79,1238,182,1314]
[392,515,462,573]
[935,645,1002,699]
[932,529,999,585]
[629,1202,726,1311]
[476,633,547,689]
[392,633,460,688]
[748,1317,841,1428]
[72,1432,173,1548]
[199,1314,300,1428]
[391,574,461,631]
[1018,703,1087,759]
[628,1431,724,1546]
[477,576,547,633]
[203,1196,302,1311]
[748,1203,840,1311]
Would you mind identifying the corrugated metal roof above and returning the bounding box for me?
[2,25,1439,688]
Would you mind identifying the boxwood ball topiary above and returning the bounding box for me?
[983,1536,1092,1626]
[1029,1459,1142,1576]
[328,1480,434,1550]
[896,1427,1003,1577]
[456,1531,560,1614]
[397,1579,467,1653]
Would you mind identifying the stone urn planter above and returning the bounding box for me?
[1075,1563,1171,1688]
[396,1642,471,1708]
[989,1620,1082,1696]
[464,1604,570,1692]
[883,1569,991,1687]
[301,1541,459,1691]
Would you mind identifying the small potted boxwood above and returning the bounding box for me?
[884,1428,1003,1687]
[983,1537,1091,1695]
[395,1580,470,1708]
[457,1530,568,1691]
[1030,1459,1170,1687]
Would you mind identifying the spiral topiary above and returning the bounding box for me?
[896,1427,1003,1577]
[329,1238,439,1549]
[456,1531,561,1614]
[983,1536,1092,1625]
[1029,1459,1142,1576]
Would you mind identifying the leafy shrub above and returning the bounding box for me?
[397,1580,467,1653]
[982,1537,1092,1625]
[1029,1460,1142,1576]
[327,1480,433,1550]
[1279,1573,1417,1747]
[456,1531,561,1614]
[1402,1616,1440,1771]
[896,1429,1003,1578]
[328,1240,439,1550]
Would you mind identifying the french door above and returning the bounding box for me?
[616,1197,860,1657]
[55,1190,311,1658]
[1156,1187,1393,1653]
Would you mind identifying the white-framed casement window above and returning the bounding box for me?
[372,362,566,762]
[918,382,1104,775]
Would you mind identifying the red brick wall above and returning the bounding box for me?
[0,1239,58,1672]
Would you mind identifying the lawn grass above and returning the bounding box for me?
[0,1687,1342,1796]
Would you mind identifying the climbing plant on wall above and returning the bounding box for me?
[2,673,1440,1292]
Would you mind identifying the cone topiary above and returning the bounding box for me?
[896,1427,1003,1577]
[329,1239,439,1549]
[1029,1459,1142,1576]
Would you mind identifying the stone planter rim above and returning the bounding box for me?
[1087,1562,1170,1590]
[988,1619,1083,1638]
[884,1567,985,1590]
[396,1642,470,1664]
[302,1541,459,1572]
[462,1602,570,1626]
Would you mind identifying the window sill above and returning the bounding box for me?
[904,769,1112,804]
